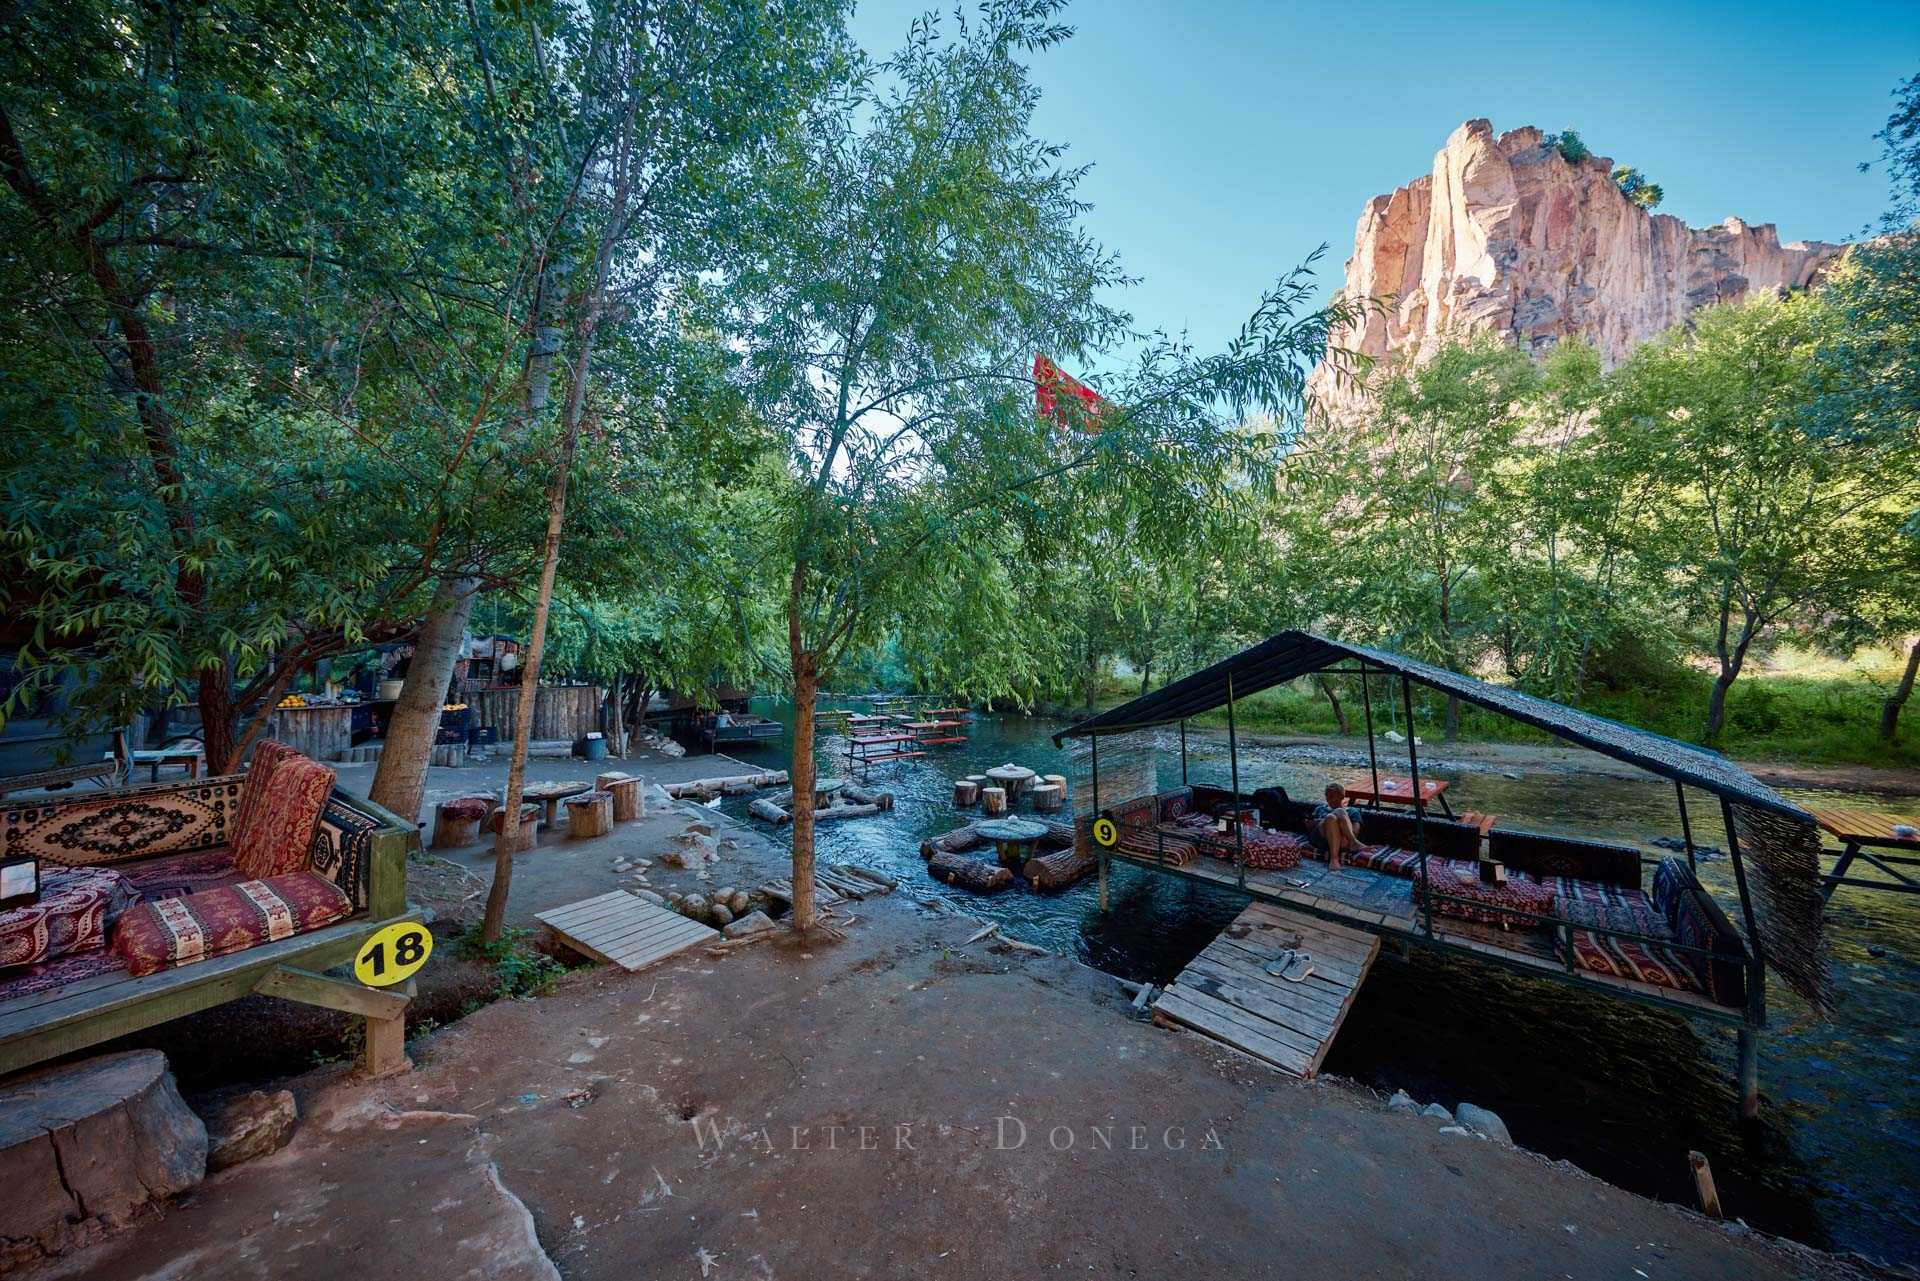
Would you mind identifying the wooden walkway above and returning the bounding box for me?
[536,892,717,971]
[1152,902,1380,1079]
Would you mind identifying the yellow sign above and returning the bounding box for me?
[354,921,433,987]
[1092,817,1118,848]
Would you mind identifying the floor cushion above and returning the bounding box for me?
[1567,928,1705,994]
[1199,828,1309,871]
[111,871,354,977]
[230,754,336,880]
[0,867,140,969]
[1340,844,1427,877]
[1551,877,1668,938]
[1415,860,1556,930]
[118,848,244,900]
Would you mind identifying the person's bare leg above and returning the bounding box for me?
[1322,815,1344,869]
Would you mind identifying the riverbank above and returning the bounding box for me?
[35,862,1875,1281]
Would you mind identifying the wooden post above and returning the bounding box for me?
[363,978,413,1079]
[565,792,614,838]
[1360,666,1381,799]
[1688,1150,1723,1219]
[1736,1026,1759,1119]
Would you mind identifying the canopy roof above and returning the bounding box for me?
[1055,630,1811,823]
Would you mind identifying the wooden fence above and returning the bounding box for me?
[470,685,603,744]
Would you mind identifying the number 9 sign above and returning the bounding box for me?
[354,921,433,987]
[1092,816,1118,848]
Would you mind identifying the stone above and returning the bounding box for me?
[1421,1103,1453,1121]
[204,1089,298,1171]
[629,888,665,906]
[1306,118,1844,417]
[1455,1102,1513,1145]
[727,890,751,915]
[713,885,738,906]
[1386,1090,1421,1115]
[1437,1124,1474,1137]
[722,910,777,940]
[0,1050,207,1265]
[709,903,734,928]
[686,820,716,839]
[680,894,709,920]
[658,847,690,869]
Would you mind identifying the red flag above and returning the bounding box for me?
[1034,354,1105,430]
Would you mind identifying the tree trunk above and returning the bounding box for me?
[607,674,624,758]
[1316,676,1349,734]
[197,662,239,774]
[371,577,478,824]
[788,644,819,934]
[1704,604,1758,745]
[1881,637,1920,741]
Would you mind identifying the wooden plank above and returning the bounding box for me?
[537,893,638,929]
[254,966,410,1020]
[1152,986,1313,1075]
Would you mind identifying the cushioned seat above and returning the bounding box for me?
[111,872,355,977]
[1549,877,1668,938]
[116,848,245,901]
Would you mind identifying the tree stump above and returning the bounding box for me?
[565,790,614,838]
[488,804,540,853]
[954,779,981,807]
[597,772,641,821]
[1022,844,1097,891]
[432,793,496,849]
[981,786,1007,816]
[0,1050,207,1265]
[928,851,1014,893]
[1043,773,1068,795]
[1031,782,1064,812]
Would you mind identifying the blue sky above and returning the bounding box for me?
[849,0,1918,357]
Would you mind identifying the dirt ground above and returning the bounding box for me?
[30,778,1874,1281]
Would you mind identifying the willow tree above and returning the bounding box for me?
[729,2,1358,931]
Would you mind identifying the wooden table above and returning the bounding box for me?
[522,780,592,826]
[1808,805,1920,900]
[126,748,204,783]
[1341,774,1454,817]
[977,817,1049,868]
[985,764,1037,800]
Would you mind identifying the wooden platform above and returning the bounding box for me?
[1152,902,1380,1079]
[536,892,717,971]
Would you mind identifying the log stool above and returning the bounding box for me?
[981,786,1008,816]
[954,778,981,807]
[488,803,540,853]
[1043,773,1068,796]
[1031,782,1064,812]
[433,793,497,848]
[596,771,641,821]
[565,790,615,839]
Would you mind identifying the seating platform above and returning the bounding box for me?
[1152,902,1380,1079]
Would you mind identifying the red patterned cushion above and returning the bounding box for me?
[1550,877,1667,938]
[1341,844,1427,877]
[230,740,299,854]
[1568,928,1704,993]
[110,872,354,977]
[0,867,140,969]
[1415,860,1556,930]
[230,754,335,880]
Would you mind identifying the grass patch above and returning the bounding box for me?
[1183,667,1918,769]
[458,924,569,999]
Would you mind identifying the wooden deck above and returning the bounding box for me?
[537,892,717,971]
[1153,902,1379,1078]
[1114,846,1745,1023]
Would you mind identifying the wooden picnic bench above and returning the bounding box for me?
[1341,774,1456,818]
[1807,805,1920,900]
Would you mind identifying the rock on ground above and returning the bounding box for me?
[722,910,776,940]
[204,1089,298,1171]
[1456,1102,1513,1146]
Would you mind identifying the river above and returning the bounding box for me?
[710,698,1918,1266]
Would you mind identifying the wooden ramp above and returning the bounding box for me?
[536,892,718,972]
[1152,902,1380,1079]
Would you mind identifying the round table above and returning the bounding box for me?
[522,780,591,826]
[977,817,1049,868]
[984,764,1037,801]
[814,778,848,807]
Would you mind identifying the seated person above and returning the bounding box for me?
[1309,783,1363,870]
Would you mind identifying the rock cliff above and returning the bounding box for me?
[1308,119,1844,411]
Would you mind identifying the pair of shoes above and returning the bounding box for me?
[1262,949,1315,982]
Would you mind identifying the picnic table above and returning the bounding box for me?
[523,780,592,826]
[985,763,1037,800]
[1341,774,1454,818]
[977,817,1049,868]
[1807,805,1920,901]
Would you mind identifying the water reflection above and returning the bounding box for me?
[718,699,1918,1265]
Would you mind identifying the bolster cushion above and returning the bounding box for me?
[1488,829,1643,888]
[111,871,355,977]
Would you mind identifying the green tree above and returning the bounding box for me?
[727,2,1357,930]
[1600,295,1920,742]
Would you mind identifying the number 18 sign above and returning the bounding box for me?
[354,921,433,987]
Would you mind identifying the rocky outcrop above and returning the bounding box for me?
[1309,119,1845,411]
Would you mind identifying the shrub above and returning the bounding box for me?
[459,925,567,999]
[1548,129,1590,164]
[1613,166,1664,209]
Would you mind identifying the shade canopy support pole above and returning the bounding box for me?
[1401,674,1431,937]
[1227,672,1244,888]
[1360,665,1381,799]
[1676,782,1697,873]
[1720,798,1767,1119]
[1179,720,1188,786]
[1092,735,1106,912]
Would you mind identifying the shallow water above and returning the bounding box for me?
[715,699,1919,1265]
